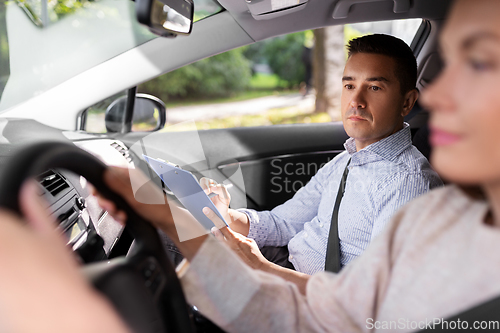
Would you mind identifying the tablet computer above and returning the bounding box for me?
[143,155,228,230]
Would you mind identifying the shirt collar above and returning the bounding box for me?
[343,123,412,163]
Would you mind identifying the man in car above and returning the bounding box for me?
[202,34,442,281]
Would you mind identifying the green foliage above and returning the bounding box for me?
[15,0,86,26]
[166,90,293,108]
[141,31,310,101]
[140,48,252,100]
[244,31,307,88]
[51,0,85,18]
[161,108,331,132]
[249,73,287,90]
[0,2,9,99]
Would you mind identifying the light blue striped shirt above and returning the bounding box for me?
[243,124,443,275]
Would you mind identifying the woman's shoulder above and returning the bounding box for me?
[392,184,485,237]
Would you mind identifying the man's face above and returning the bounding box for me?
[341,53,412,151]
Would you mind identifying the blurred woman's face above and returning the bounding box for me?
[421,0,500,185]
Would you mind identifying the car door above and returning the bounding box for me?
[120,122,348,212]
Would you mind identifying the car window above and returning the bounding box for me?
[193,0,224,21]
[81,18,423,134]
[133,18,423,132]
[0,0,223,113]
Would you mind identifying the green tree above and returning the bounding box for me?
[244,32,307,88]
[140,47,252,101]
[15,0,86,26]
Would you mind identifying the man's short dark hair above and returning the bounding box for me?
[347,34,417,94]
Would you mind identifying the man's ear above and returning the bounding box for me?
[401,88,419,117]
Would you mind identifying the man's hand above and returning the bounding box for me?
[200,177,232,222]
[200,177,250,236]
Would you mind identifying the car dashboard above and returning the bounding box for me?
[0,118,139,262]
[41,139,133,262]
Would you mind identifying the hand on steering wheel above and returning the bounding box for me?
[0,141,195,333]
[0,181,129,332]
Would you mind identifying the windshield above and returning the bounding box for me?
[0,0,223,112]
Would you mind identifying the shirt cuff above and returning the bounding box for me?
[238,208,267,247]
[179,235,261,327]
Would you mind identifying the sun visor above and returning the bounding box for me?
[332,0,410,19]
[246,0,308,20]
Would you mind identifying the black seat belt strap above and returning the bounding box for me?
[324,158,351,273]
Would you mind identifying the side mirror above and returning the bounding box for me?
[105,94,167,133]
[136,0,194,37]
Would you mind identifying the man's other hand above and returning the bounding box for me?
[200,177,231,222]
[200,177,250,236]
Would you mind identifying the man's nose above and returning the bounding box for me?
[350,90,366,109]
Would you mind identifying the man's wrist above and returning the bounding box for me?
[227,209,250,236]
[228,209,246,223]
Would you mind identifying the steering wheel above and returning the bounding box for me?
[0,141,195,333]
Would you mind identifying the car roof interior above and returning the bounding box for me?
[219,0,452,42]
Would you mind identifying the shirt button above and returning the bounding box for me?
[319,223,324,228]
[289,255,294,260]
[304,232,308,238]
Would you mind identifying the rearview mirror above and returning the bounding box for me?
[136,0,194,37]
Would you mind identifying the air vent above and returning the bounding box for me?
[110,141,133,163]
[38,170,70,197]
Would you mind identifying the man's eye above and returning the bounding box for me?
[344,84,354,89]
[370,86,381,91]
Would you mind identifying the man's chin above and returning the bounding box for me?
[344,124,371,138]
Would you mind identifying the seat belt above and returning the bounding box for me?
[416,294,500,332]
[324,158,351,273]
